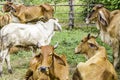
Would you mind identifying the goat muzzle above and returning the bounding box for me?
[38,66,49,73]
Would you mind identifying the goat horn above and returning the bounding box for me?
[37,42,42,47]
[95,31,100,38]
[87,33,91,39]
[96,4,104,8]
[54,42,59,49]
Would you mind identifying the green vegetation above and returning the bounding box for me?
[83,0,120,10]
[0,0,117,79]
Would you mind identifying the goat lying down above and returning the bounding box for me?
[0,18,62,75]
[25,44,69,80]
[73,34,118,80]
[2,2,54,23]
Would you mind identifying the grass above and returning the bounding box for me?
[0,1,116,80]
[0,27,113,80]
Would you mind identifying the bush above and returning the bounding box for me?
[80,0,120,18]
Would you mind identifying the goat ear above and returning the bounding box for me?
[40,3,51,11]
[29,54,41,70]
[8,4,16,12]
[88,43,98,50]
[11,6,16,12]
[98,11,108,26]
[54,54,66,66]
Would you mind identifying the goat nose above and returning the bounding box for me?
[39,66,47,72]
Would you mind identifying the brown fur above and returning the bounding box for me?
[2,2,54,23]
[86,4,120,69]
[110,10,120,19]
[25,45,69,80]
[9,46,31,54]
[0,13,11,28]
[73,34,118,80]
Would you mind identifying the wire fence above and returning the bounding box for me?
[51,1,95,29]
[52,4,87,28]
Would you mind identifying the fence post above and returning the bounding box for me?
[68,0,74,29]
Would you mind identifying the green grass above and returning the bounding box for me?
[0,27,113,80]
[51,28,88,65]
[0,1,116,79]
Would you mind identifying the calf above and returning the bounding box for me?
[25,44,69,80]
[0,19,62,76]
[2,2,54,23]
[73,34,118,80]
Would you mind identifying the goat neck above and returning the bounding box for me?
[86,46,108,63]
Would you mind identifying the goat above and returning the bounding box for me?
[0,18,62,76]
[73,34,118,80]
[25,44,69,80]
[2,1,54,23]
[85,4,120,70]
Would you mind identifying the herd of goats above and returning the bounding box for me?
[0,1,119,80]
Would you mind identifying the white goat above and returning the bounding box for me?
[0,18,62,75]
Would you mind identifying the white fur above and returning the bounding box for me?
[0,19,62,74]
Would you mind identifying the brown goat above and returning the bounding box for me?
[85,4,120,70]
[0,13,20,29]
[0,14,11,28]
[2,2,54,23]
[9,46,32,54]
[73,34,118,80]
[25,45,69,80]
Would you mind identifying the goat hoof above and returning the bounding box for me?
[8,69,13,74]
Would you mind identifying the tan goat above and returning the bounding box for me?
[2,1,54,23]
[0,13,20,29]
[0,14,11,28]
[85,4,120,70]
[73,34,118,80]
[25,45,69,80]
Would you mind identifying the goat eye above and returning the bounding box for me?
[89,43,95,48]
[81,40,83,42]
